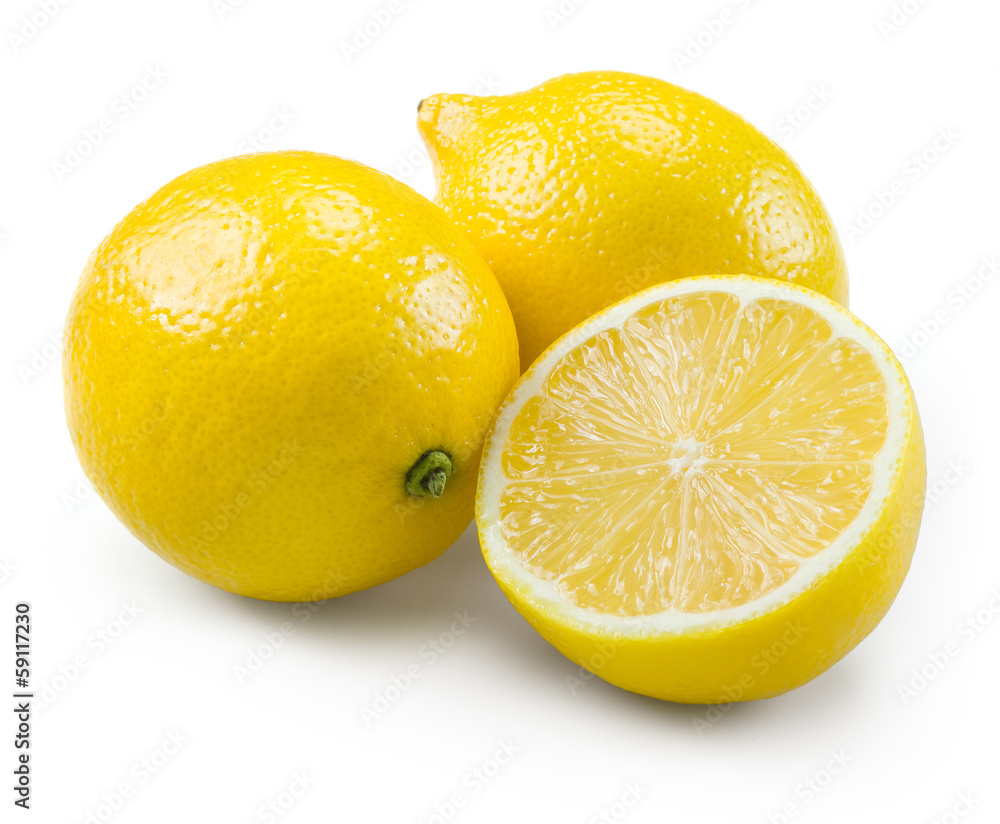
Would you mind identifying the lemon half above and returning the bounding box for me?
[476,276,925,702]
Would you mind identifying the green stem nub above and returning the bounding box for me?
[405,450,453,499]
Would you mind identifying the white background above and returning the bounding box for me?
[2,0,998,821]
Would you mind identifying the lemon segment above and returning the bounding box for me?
[477,276,925,702]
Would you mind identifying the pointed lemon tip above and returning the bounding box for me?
[417,94,480,152]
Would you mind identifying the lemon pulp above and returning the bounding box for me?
[497,291,889,617]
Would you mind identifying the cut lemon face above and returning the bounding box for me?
[476,276,925,703]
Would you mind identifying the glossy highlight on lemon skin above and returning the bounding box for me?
[419,71,849,371]
[63,151,519,602]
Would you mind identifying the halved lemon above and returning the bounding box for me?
[476,276,925,703]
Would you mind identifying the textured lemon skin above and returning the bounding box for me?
[420,71,849,371]
[64,151,519,602]
[477,278,925,703]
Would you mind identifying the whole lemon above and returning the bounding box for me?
[64,151,519,601]
[419,71,848,370]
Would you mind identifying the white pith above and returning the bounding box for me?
[477,276,909,637]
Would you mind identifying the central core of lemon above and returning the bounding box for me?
[498,292,889,617]
[666,439,708,474]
